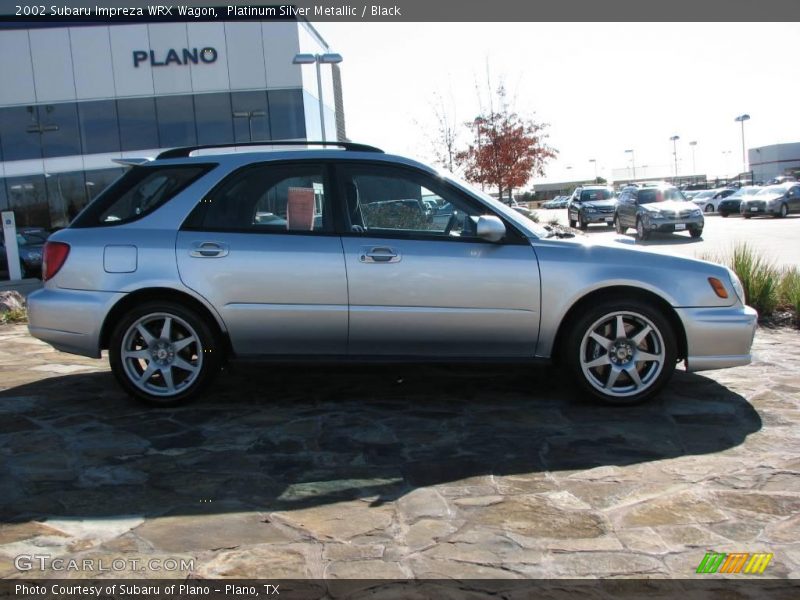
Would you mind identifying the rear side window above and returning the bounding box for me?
[72,164,212,227]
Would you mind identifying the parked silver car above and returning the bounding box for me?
[27,142,757,406]
[614,184,704,241]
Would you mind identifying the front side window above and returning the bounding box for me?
[186,163,330,233]
[340,165,487,239]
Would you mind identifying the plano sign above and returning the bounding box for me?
[132,47,218,68]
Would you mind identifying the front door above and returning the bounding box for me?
[336,163,540,357]
[177,162,348,356]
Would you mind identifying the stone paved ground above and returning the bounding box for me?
[0,324,798,580]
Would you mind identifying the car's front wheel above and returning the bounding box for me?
[689,227,703,239]
[777,203,789,218]
[614,215,625,234]
[635,218,650,241]
[562,300,677,405]
[109,301,221,406]
[704,203,714,213]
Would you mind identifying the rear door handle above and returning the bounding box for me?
[359,246,401,263]
[189,241,229,258]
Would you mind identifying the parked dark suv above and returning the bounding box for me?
[567,186,617,230]
[614,184,704,241]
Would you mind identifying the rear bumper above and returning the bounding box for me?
[27,287,124,358]
[677,305,758,372]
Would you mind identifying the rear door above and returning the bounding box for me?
[335,162,540,357]
[176,161,348,356]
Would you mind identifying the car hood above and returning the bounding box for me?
[578,199,617,209]
[642,200,697,212]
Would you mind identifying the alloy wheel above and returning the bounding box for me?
[120,312,204,397]
[579,311,666,399]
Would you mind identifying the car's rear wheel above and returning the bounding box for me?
[635,218,649,241]
[562,300,677,405]
[614,215,625,234]
[704,203,714,213]
[109,301,220,406]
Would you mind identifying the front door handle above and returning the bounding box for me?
[189,241,229,258]
[359,246,401,263]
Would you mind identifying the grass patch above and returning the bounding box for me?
[0,307,28,325]
[730,243,779,316]
[778,267,800,321]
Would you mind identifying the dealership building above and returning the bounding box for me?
[0,19,346,229]
[749,142,800,183]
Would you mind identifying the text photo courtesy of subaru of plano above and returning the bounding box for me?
[27,142,757,407]
[614,183,705,241]
[567,186,618,230]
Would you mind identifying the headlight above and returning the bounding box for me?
[585,206,597,212]
[647,209,664,218]
[690,209,702,217]
[728,268,745,303]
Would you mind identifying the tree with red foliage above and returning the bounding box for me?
[456,85,557,201]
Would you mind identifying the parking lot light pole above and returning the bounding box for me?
[293,52,343,142]
[734,114,750,176]
[689,141,697,176]
[670,135,680,181]
[625,149,636,181]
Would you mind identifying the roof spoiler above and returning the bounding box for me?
[112,157,153,167]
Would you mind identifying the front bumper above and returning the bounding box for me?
[740,203,777,216]
[582,211,616,224]
[646,216,704,232]
[27,287,125,358]
[677,304,758,372]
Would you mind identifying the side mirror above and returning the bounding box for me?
[477,215,506,242]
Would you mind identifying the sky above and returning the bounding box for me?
[319,22,800,186]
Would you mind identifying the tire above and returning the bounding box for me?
[704,204,714,213]
[561,299,677,405]
[635,218,650,241]
[743,214,752,219]
[720,211,729,218]
[689,227,703,239]
[568,219,577,228]
[579,214,588,231]
[109,301,221,406]
[778,203,789,218]
[614,215,625,234]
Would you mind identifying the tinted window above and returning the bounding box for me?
[38,103,81,158]
[73,165,211,227]
[341,165,485,239]
[0,106,43,161]
[194,93,234,145]
[156,96,197,147]
[268,90,306,140]
[580,189,614,202]
[45,171,89,227]
[118,98,160,151]
[0,177,8,211]
[78,100,120,154]
[187,163,330,233]
[231,91,270,142]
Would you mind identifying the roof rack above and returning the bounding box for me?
[156,140,384,160]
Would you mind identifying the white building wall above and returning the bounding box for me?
[109,24,155,97]
[29,28,77,102]
[70,26,116,100]
[0,30,36,105]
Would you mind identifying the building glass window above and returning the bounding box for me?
[156,95,197,148]
[0,178,8,212]
[84,168,125,202]
[0,106,43,161]
[6,175,50,228]
[268,90,306,140]
[45,171,88,227]
[118,98,160,151]
[194,93,234,145]
[38,103,82,158]
[231,91,270,143]
[78,100,121,155]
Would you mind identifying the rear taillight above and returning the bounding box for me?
[42,242,70,282]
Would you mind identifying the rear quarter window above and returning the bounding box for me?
[71,164,213,227]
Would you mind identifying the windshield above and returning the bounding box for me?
[757,185,789,196]
[638,187,686,204]
[443,172,550,237]
[729,186,760,199]
[693,190,714,199]
[580,189,614,202]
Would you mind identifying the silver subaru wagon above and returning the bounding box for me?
[27,142,757,406]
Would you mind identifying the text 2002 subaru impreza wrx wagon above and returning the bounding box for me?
[27,142,757,406]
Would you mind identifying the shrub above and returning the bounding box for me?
[730,243,779,316]
[0,307,27,325]
[778,267,800,321]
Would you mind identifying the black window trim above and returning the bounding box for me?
[180,159,339,236]
[331,160,529,246]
